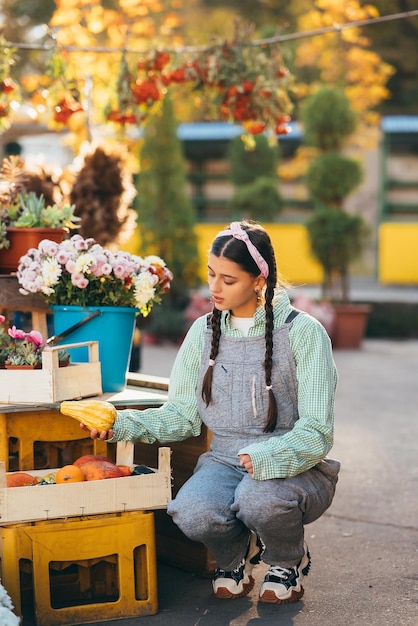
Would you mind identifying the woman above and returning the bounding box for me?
[87,220,340,604]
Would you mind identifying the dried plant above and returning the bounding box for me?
[69,144,137,247]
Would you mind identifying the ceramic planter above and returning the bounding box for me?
[331,303,372,349]
[0,227,64,274]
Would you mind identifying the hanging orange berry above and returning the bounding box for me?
[0,78,16,94]
[246,121,266,135]
[131,79,161,104]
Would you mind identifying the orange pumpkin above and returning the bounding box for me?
[56,465,85,484]
[6,472,38,488]
[73,454,110,467]
[80,459,124,481]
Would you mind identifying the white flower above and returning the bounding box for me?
[142,255,166,267]
[41,257,62,287]
[134,271,156,310]
[74,252,95,274]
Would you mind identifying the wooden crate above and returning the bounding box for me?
[0,444,171,525]
[0,341,102,403]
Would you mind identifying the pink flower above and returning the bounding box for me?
[89,254,110,277]
[100,262,113,276]
[26,330,45,346]
[113,263,130,279]
[0,314,5,324]
[71,272,89,289]
[65,259,77,273]
[71,235,95,251]
[39,240,59,256]
[8,326,26,340]
[56,249,72,265]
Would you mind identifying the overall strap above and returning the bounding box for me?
[284,309,300,324]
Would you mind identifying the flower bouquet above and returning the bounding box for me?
[15,234,174,392]
[16,234,173,314]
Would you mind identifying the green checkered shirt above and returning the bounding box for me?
[112,290,338,480]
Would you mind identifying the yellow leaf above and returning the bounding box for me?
[50,8,82,27]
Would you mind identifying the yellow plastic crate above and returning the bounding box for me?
[0,511,158,626]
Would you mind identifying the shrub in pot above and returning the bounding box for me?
[301,87,368,303]
[301,86,371,347]
[305,154,367,303]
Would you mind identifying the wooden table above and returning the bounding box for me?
[0,384,168,471]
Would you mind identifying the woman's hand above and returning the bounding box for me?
[80,423,113,440]
[238,453,254,476]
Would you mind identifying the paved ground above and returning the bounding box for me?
[22,338,418,626]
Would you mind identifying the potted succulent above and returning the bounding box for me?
[0,156,80,273]
[0,319,44,368]
[0,315,71,369]
[301,86,371,348]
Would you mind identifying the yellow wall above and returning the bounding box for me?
[379,223,418,284]
[122,222,322,286]
[195,223,322,285]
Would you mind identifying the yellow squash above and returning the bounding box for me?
[60,400,117,431]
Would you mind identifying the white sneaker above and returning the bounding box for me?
[212,531,264,599]
[259,543,311,604]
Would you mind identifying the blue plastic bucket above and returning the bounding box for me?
[51,305,137,392]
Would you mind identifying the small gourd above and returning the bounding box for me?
[60,400,117,431]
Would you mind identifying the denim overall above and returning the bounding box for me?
[168,313,340,570]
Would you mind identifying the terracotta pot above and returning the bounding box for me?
[331,303,372,349]
[4,364,39,370]
[0,227,64,274]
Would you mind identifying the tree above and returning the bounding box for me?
[366,0,418,114]
[228,134,278,185]
[228,134,282,221]
[302,87,368,302]
[294,0,395,131]
[1,0,56,80]
[278,0,396,183]
[136,92,199,337]
[301,86,357,152]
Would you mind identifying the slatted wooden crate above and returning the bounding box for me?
[0,341,102,403]
[0,444,172,525]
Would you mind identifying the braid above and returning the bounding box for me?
[202,307,222,406]
[263,250,278,433]
[263,281,278,432]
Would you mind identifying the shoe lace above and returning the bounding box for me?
[268,565,294,580]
